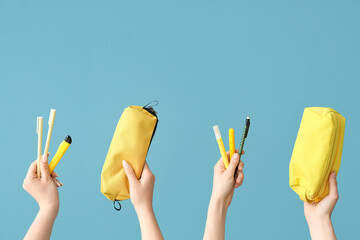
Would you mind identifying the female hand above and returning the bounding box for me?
[23,155,63,212]
[123,160,164,240]
[211,150,245,207]
[123,160,155,212]
[203,150,245,240]
[304,172,338,240]
[304,172,339,224]
[23,154,63,240]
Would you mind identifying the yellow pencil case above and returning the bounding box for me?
[100,105,158,209]
[289,107,345,203]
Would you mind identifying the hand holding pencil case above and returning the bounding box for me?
[100,105,158,209]
[289,107,345,203]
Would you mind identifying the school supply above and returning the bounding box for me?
[43,109,56,163]
[213,125,229,169]
[49,135,72,174]
[289,107,345,203]
[238,117,250,160]
[213,119,251,169]
[101,105,158,210]
[229,128,235,160]
[36,117,43,178]
[35,109,70,177]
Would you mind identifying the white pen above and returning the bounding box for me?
[36,117,43,178]
[43,109,56,171]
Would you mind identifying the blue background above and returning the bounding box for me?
[0,1,359,239]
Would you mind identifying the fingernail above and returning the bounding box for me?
[122,160,129,169]
[331,172,336,178]
[42,155,48,163]
[233,153,239,160]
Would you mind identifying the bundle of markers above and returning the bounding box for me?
[36,109,72,177]
[213,117,250,169]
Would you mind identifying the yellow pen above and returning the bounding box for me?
[49,135,72,174]
[213,125,229,169]
[229,128,235,160]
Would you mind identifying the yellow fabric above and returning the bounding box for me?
[289,107,345,203]
[101,106,158,201]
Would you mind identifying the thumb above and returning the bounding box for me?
[40,155,51,181]
[141,162,152,177]
[227,153,240,174]
[328,172,339,200]
[123,160,138,186]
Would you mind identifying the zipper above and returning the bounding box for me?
[312,113,342,201]
[143,106,159,152]
[321,114,342,196]
[331,115,343,172]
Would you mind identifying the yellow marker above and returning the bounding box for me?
[229,128,235,160]
[49,135,72,174]
[213,125,229,169]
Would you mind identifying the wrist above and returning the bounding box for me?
[307,214,332,230]
[307,215,335,239]
[134,203,154,216]
[210,194,228,212]
[306,213,331,226]
[40,202,59,215]
[39,204,59,220]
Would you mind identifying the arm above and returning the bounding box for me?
[23,155,63,240]
[304,172,338,240]
[203,151,245,240]
[123,160,164,240]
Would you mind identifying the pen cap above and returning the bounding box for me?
[64,135,72,144]
[245,117,250,138]
[37,117,43,134]
[48,109,56,125]
[213,125,222,140]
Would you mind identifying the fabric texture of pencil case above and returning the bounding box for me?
[100,105,158,210]
[289,107,345,203]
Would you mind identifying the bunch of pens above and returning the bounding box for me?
[36,109,72,177]
[213,117,250,169]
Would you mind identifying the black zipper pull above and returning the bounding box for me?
[143,100,159,117]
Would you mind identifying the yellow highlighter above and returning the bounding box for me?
[229,128,235,160]
[49,135,72,174]
[213,125,229,169]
